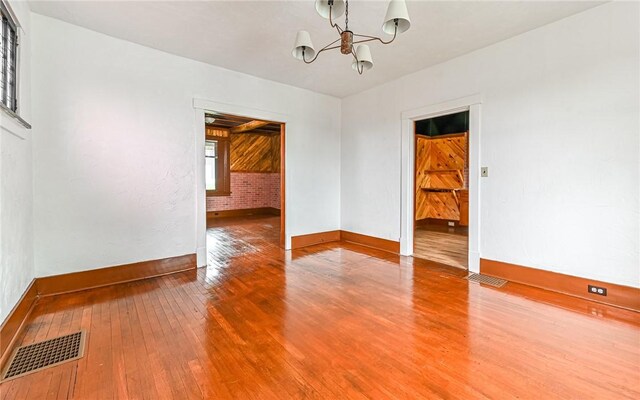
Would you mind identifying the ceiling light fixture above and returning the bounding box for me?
[292,0,410,74]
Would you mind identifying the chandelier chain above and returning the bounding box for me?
[345,0,349,31]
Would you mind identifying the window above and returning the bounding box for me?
[0,1,18,112]
[205,140,218,190]
[205,128,230,196]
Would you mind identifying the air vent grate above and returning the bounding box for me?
[466,273,507,288]
[1,331,86,382]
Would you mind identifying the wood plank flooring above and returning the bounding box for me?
[1,216,639,399]
[414,224,468,269]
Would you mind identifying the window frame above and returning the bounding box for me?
[205,131,231,197]
[0,0,18,113]
[0,0,28,129]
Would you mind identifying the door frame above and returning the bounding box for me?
[193,98,289,267]
[400,95,482,273]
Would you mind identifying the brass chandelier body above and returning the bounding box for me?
[292,0,411,74]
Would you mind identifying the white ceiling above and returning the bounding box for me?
[29,1,604,98]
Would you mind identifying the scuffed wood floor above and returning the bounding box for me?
[414,224,468,269]
[1,216,639,399]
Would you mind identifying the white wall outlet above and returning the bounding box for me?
[481,167,489,177]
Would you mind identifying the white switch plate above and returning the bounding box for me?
[481,167,489,177]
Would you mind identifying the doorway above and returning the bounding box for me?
[203,112,285,266]
[400,95,481,273]
[413,111,469,269]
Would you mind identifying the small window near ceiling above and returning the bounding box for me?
[415,111,469,137]
[205,127,230,196]
[0,1,19,112]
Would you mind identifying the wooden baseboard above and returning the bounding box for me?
[36,254,197,297]
[0,254,196,370]
[291,230,341,249]
[207,207,280,219]
[290,230,401,254]
[415,218,460,227]
[0,280,38,368]
[340,231,400,254]
[481,259,640,312]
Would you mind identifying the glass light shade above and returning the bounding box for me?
[382,0,411,34]
[315,0,345,19]
[292,30,316,60]
[352,45,373,72]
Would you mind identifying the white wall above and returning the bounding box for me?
[341,2,640,288]
[9,1,639,309]
[0,0,34,322]
[31,14,341,277]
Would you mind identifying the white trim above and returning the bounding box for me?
[467,103,481,273]
[193,108,207,267]
[401,95,482,121]
[196,246,206,268]
[400,95,482,273]
[1,115,29,139]
[193,99,289,124]
[0,1,21,28]
[192,98,291,262]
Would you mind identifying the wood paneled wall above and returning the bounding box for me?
[230,133,281,173]
[415,133,468,222]
[206,127,230,138]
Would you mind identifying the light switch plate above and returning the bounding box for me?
[481,167,489,177]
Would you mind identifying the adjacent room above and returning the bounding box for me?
[1,0,638,399]
[203,113,284,265]
[414,111,469,269]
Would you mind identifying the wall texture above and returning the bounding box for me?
[31,14,341,277]
[0,0,34,323]
[207,172,280,211]
[341,2,639,287]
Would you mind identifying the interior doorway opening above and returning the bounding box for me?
[203,112,285,266]
[413,111,469,269]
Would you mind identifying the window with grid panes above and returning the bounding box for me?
[0,1,18,112]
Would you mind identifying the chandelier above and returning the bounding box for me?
[292,0,411,74]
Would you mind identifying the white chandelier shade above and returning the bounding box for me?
[352,45,373,72]
[293,0,409,74]
[383,0,411,34]
[292,30,316,60]
[315,0,345,19]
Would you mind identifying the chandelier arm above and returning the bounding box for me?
[302,38,342,64]
[352,26,398,45]
[328,6,344,33]
[352,37,378,45]
[351,48,364,75]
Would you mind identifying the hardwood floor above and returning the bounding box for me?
[2,216,639,399]
[414,224,468,269]
[206,215,281,267]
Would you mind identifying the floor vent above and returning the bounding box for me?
[1,331,86,382]
[466,273,507,288]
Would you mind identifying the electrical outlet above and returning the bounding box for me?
[588,285,607,296]
[481,167,489,177]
